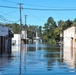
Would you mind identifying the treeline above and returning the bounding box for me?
[43,17,76,44]
[0,16,76,44]
[3,23,42,40]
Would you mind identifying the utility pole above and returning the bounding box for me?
[25,15,27,26]
[18,3,23,75]
[25,15,27,44]
[19,3,23,33]
[19,3,23,47]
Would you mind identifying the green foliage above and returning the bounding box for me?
[72,22,76,26]
[1,16,76,44]
[42,17,74,44]
[12,23,20,34]
[5,23,20,34]
[49,38,56,44]
[43,17,58,44]
[5,23,43,39]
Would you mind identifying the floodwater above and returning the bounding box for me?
[0,43,76,75]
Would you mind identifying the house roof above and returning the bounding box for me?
[0,25,11,36]
[64,26,76,31]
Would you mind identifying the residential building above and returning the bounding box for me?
[64,26,76,48]
[0,25,13,56]
[63,26,76,68]
[12,34,20,45]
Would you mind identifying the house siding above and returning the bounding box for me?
[63,26,76,68]
[0,25,13,56]
[64,26,76,48]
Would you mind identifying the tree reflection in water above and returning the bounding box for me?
[44,44,61,71]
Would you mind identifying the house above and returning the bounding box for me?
[21,30,29,44]
[33,32,42,43]
[64,26,76,48]
[63,47,76,68]
[63,26,76,68]
[12,34,20,45]
[0,25,13,56]
[12,30,29,45]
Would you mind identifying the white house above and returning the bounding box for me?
[63,26,76,68]
[63,47,76,68]
[12,34,20,45]
[21,30,29,44]
[64,26,76,48]
[12,30,28,45]
[33,32,39,43]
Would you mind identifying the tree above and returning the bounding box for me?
[12,23,20,34]
[43,17,57,43]
[5,23,20,34]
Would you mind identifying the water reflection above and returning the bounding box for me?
[23,44,27,71]
[0,43,76,75]
[18,43,76,74]
[24,43,76,73]
[63,46,76,69]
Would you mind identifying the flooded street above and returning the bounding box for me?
[0,0,76,75]
[0,44,76,75]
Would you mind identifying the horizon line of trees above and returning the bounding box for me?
[0,16,76,44]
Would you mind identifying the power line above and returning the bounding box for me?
[0,5,18,9]
[23,2,76,9]
[24,3,53,8]
[0,15,8,21]
[3,10,19,15]
[0,15,20,23]
[0,10,19,23]
[26,11,45,22]
[0,5,20,23]
[24,3,76,9]
[1,5,76,11]
[0,0,18,4]
[1,0,76,8]
[0,10,18,15]
[23,8,76,11]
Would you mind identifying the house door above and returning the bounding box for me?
[71,37,73,59]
